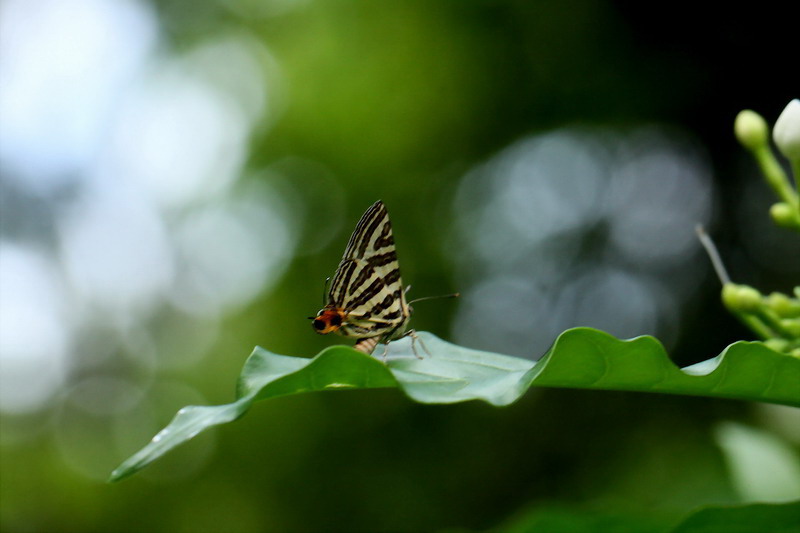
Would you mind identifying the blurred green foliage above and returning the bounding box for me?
[2,1,799,532]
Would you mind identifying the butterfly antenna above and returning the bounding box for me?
[408,292,460,305]
[695,225,731,286]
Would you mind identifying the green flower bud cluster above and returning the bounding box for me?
[735,100,800,232]
[696,102,799,357]
[722,283,800,357]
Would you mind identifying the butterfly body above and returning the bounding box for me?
[311,201,412,353]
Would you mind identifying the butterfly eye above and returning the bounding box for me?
[312,319,326,331]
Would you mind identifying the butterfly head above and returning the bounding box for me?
[310,307,345,335]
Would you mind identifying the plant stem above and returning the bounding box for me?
[695,225,731,285]
[753,145,799,210]
[752,308,798,340]
[734,312,775,341]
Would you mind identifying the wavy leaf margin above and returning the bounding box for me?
[110,328,800,482]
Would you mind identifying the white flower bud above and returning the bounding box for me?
[773,99,800,159]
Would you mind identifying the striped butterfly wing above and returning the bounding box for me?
[328,201,410,339]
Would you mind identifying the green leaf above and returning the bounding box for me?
[670,500,800,533]
[109,328,800,482]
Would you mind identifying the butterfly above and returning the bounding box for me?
[310,200,456,357]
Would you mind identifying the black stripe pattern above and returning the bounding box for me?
[328,200,410,339]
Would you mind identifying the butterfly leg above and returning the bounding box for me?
[410,339,422,359]
[412,330,431,358]
[397,329,428,359]
[380,341,391,362]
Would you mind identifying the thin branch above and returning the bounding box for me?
[695,225,731,286]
